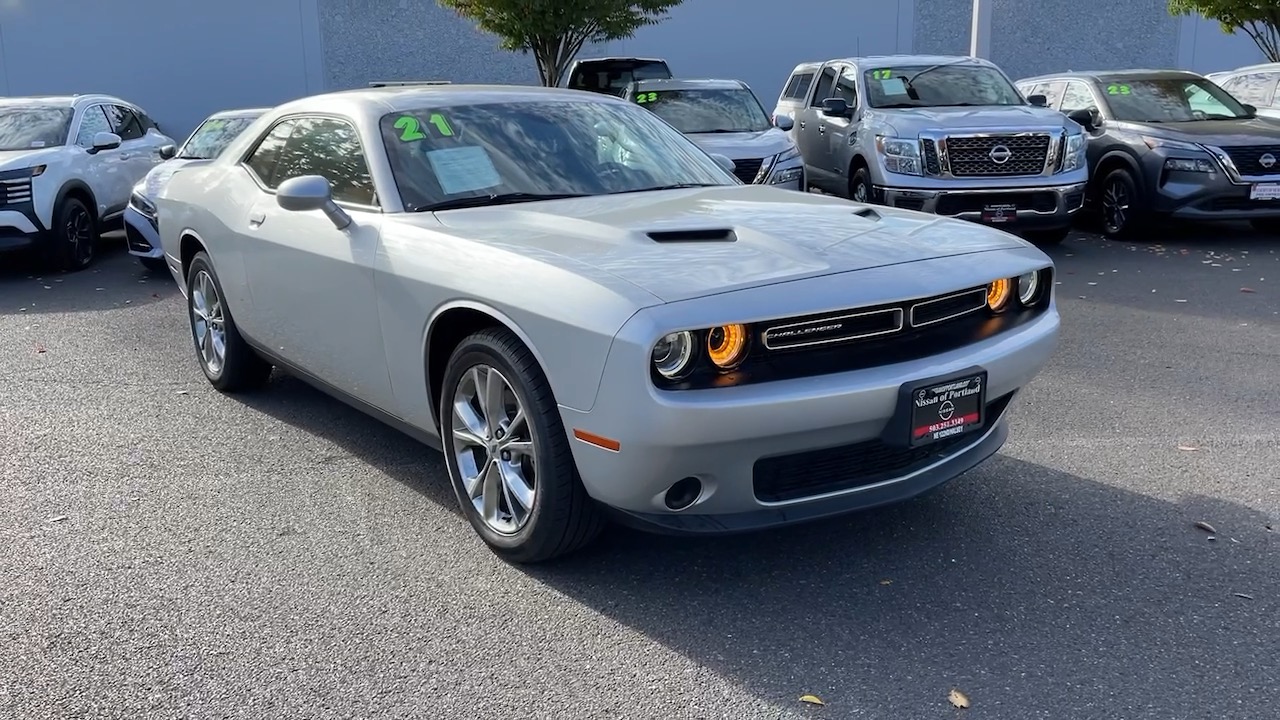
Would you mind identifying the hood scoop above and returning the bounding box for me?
[852,206,882,221]
[645,228,737,243]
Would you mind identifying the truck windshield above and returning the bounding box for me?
[862,64,1024,108]
[0,106,73,151]
[1099,77,1251,122]
[633,88,773,134]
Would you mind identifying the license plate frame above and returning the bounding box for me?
[882,367,988,448]
[981,202,1018,223]
[1249,183,1280,201]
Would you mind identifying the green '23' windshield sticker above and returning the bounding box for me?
[1106,83,1131,96]
[394,113,454,141]
[634,91,659,104]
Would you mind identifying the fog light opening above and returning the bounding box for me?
[664,476,703,511]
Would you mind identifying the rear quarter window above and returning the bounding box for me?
[783,72,815,101]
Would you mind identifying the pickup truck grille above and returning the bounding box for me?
[1221,144,1280,176]
[945,134,1050,177]
[0,177,33,207]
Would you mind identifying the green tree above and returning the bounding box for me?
[437,0,685,86]
[1169,0,1280,61]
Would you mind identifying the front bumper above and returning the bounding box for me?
[123,201,163,259]
[876,182,1086,230]
[559,264,1059,535]
[1152,172,1280,221]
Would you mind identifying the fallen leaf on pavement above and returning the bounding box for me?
[879,579,892,585]
[175,390,189,395]
[949,689,971,709]
[1234,593,1254,600]
[49,516,67,523]
[1195,521,1216,533]
[1177,445,1199,451]
[34,344,46,354]
[1175,299,1188,303]
[1241,287,1256,293]
[799,694,824,706]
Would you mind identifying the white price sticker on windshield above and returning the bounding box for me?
[880,77,907,95]
[426,145,502,195]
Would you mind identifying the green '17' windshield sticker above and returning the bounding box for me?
[871,69,894,80]
[394,113,454,141]
[634,91,658,104]
[1106,83,1131,96]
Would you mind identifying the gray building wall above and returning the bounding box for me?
[0,0,1271,141]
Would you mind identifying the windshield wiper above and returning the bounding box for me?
[875,102,920,109]
[606,183,724,195]
[416,192,588,212]
[688,129,754,134]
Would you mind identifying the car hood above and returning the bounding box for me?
[874,104,1071,134]
[1115,117,1280,145]
[426,185,1030,303]
[682,128,795,160]
[138,158,206,197]
[0,147,61,173]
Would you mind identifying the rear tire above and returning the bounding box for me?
[185,251,273,392]
[439,327,605,563]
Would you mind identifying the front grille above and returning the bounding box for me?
[753,392,1016,502]
[945,134,1050,177]
[732,158,764,183]
[936,191,1058,216]
[921,139,941,175]
[1221,145,1280,176]
[0,177,32,206]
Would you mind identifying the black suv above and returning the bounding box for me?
[1016,69,1280,237]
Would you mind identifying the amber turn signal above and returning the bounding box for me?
[706,324,749,370]
[987,278,1012,311]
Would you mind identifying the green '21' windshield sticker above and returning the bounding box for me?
[634,91,659,104]
[394,113,454,141]
[1106,83,1131,96]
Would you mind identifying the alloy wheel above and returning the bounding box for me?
[64,206,93,266]
[852,179,869,203]
[1102,179,1130,234]
[190,270,227,376]
[450,364,537,536]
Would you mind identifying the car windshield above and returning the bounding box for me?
[633,87,772,134]
[178,115,260,159]
[1100,77,1251,122]
[377,99,736,211]
[0,106,73,151]
[862,62,1024,108]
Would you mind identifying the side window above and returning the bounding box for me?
[243,119,298,187]
[75,106,111,147]
[785,72,815,100]
[103,105,144,141]
[834,67,858,107]
[1060,82,1096,114]
[810,67,837,107]
[271,117,377,206]
[1225,72,1274,105]
[1031,81,1067,109]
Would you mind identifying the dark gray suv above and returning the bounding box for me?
[1016,69,1280,237]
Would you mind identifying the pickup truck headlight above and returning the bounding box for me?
[1059,132,1086,172]
[875,135,922,176]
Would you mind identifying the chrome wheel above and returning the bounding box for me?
[190,270,227,376]
[450,364,537,535]
[1102,178,1130,234]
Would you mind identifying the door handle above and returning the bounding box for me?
[818,125,826,134]
[799,120,806,129]
[248,211,265,227]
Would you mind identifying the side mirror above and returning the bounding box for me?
[708,153,737,173]
[1067,108,1100,130]
[1028,94,1048,107]
[773,113,795,131]
[820,97,851,118]
[276,175,351,230]
[158,144,177,160]
[1243,103,1258,117]
[87,131,122,155]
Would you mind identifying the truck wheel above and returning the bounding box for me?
[848,166,872,203]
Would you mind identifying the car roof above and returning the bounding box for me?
[206,107,269,120]
[572,56,668,64]
[805,54,999,69]
[629,78,748,91]
[1212,61,1280,77]
[271,84,627,119]
[1018,68,1205,84]
[0,93,130,109]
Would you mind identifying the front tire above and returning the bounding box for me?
[46,197,97,272]
[439,327,605,563]
[1099,167,1144,239]
[848,165,872,203]
[185,251,273,392]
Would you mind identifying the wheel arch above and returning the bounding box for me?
[178,229,209,286]
[53,180,99,225]
[1092,149,1142,197]
[423,300,557,430]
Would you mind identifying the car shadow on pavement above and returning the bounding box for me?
[0,234,178,316]
[232,373,1278,718]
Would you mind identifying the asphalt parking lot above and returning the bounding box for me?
[2,225,1277,719]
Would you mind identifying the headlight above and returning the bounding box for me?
[706,324,749,370]
[28,164,46,177]
[774,145,801,164]
[987,278,1012,312]
[1164,157,1216,173]
[130,190,157,217]
[652,331,695,379]
[1017,271,1040,305]
[1059,132,1086,172]
[875,135,922,175]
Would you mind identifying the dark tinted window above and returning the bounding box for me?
[568,60,672,96]
[0,106,73,150]
[272,117,377,206]
[634,87,772,133]
[243,119,297,186]
[378,100,733,211]
[178,115,261,159]
[784,72,815,100]
[810,67,837,107]
[103,105,144,140]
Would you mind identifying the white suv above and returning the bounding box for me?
[0,94,176,271]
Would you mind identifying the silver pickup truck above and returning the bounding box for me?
[772,54,1088,244]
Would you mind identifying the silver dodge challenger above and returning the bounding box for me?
[153,83,1060,563]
